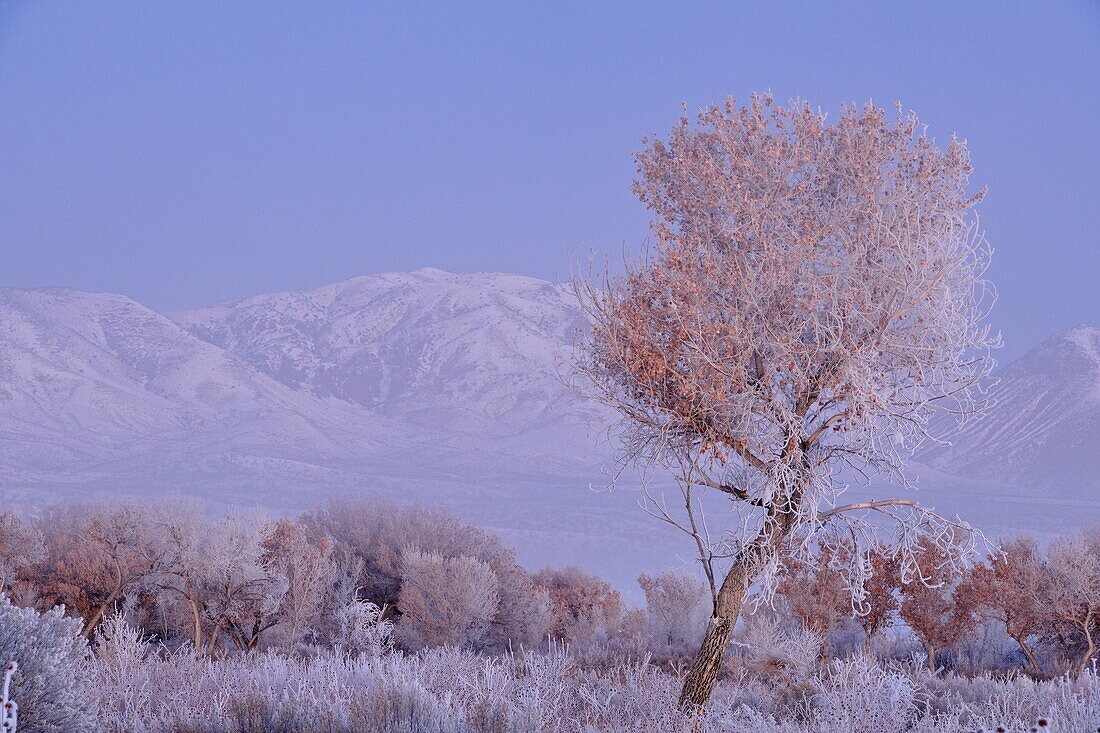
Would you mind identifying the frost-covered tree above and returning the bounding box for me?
[575,94,997,707]
[957,535,1047,673]
[776,543,851,663]
[899,537,976,673]
[260,518,336,648]
[534,566,623,644]
[395,549,499,652]
[202,514,287,653]
[0,513,44,596]
[77,504,164,638]
[305,498,549,651]
[148,505,284,654]
[638,571,709,659]
[853,543,901,652]
[1042,531,1100,678]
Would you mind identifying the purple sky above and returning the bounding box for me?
[1,1,1097,360]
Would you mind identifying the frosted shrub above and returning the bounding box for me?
[0,596,96,733]
[83,638,1100,732]
[352,676,468,733]
[810,656,917,732]
[397,549,499,652]
[638,571,709,662]
[739,613,822,684]
[333,599,393,657]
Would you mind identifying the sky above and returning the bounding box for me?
[1,1,1097,361]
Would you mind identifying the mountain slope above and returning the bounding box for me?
[0,286,411,499]
[172,269,596,433]
[916,325,1100,497]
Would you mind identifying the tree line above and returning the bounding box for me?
[0,498,707,663]
[1,496,1097,679]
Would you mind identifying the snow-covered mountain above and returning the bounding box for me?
[916,325,1100,498]
[0,286,420,504]
[171,268,604,451]
[1,272,1097,584]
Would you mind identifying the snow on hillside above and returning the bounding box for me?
[172,268,603,444]
[916,325,1100,499]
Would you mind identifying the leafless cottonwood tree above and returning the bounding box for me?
[574,94,997,708]
[1043,532,1100,678]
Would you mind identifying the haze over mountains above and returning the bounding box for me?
[1,270,1097,585]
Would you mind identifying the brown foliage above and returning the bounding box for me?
[957,536,1047,673]
[534,566,622,644]
[776,543,850,661]
[855,544,901,649]
[899,538,977,673]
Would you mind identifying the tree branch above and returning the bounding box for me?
[818,499,918,521]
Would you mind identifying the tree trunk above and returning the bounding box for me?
[1014,635,1041,676]
[188,597,204,655]
[80,592,119,638]
[1074,617,1096,679]
[678,525,784,710]
[679,612,736,710]
[82,559,127,638]
[926,642,937,675]
[818,635,831,668]
[206,621,224,656]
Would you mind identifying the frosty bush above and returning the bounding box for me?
[0,596,96,733]
[396,549,499,652]
[333,599,393,657]
[638,571,709,662]
[85,644,1100,733]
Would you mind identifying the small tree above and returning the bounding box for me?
[534,566,623,644]
[957,536,1047,673]
[0,513,44,597]
[395,549,499,651]
[260,518,336,648]
[854,543,901,652]
[78,504,164,638]
[1042,532,1100,678]
[899,538,976,673]
[638,571,709,660]
[776,543,851,664]
[575,94,996,707]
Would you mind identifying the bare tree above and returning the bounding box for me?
[574,94,996,708]
[260,518,336,648]
[638,571,709,659]
[148,503,285,655]
[0,512,44,595]
[534,565,623,644]
[1042,532,1100,678]
[204,514,287,653]
[72,504,165,637]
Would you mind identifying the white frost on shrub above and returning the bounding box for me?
[0,596,96,733]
